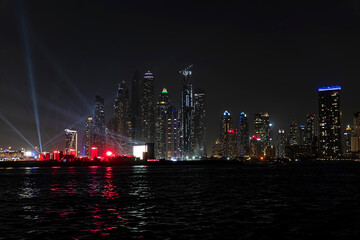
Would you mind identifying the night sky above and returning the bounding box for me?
[1,0,360,153]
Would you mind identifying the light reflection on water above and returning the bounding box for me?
[1,164,360,239]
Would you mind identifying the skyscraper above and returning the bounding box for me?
[155,88,170,159]
[344,125,352,157]
[65,129,78,156]
[93,95,105,155]
[318,86,342,158]
[193,89,207,157]
[140,71,155,143]
[131,71,141,140]
[305,114,316,146]
[166,106,179,160]
[114,81,133,154]
[180,65,194,159]
[219,111,237,159]
[254,112,270,154]
[351,112,360,156]
[289,121,300,146]
[237,112,249,157]
[277,129,286,158]
[84,117,93,157]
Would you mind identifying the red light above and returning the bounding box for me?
[251,134,260,140]
[106,151,113,157]
[90,147,98,160]
[147,159,159,162]
[228,129,235,134]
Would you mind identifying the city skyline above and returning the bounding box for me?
[1,1,360,153]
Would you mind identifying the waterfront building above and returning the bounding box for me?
[65,129,78,156]
[193,89,207,157]
[93,95,105,155]
[166,106,179,160]
[254,112,271,154]
[351,112,360,156]
[140,71,155,143]
[250,134,262,158]
[219,111,237,159]
[237,112,249,157]
[289,121,300,146]
[344,125,352,157]
[277,129,286,158]
[318,86,342,158]
[131,71,141,140]
[155,88,170,159]
[114,81,133,154]
[84,117,93,157]
[180,65,194,159]
[305,114,316,146]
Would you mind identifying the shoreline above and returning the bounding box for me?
[0,159,358,168]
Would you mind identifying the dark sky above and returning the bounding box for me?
[1,0,360,153]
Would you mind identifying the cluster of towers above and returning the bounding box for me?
[213,86,360,160]
[82,66,207,160]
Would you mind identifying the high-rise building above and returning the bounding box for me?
[289,121,300,146]
[344,125,352,157]
[250,134,262,158]
[277,129,286,158]
[84,117,93,157]
[140,71,155,143]
[166,106,179,160]
[180,65,194,159]
[254,112,270,153]
[155,88,170,159]
[305,114,316,146]
[318,86,342,158]
[193,89,207,157]
[237,112,249,156]
[65,129,78,156]
[219,111,237,159]
[131,71,141,140]
[114,81,133,154]
[93,95,105,155]
[299,125,306,145]
[351,112,360,155]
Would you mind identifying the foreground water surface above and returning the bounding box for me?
[0,163,360,239]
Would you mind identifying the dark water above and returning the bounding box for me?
[1,163,360,239]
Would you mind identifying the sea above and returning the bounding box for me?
[0,162,360,239]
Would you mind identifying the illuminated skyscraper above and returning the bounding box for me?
[289,121,300,146]
[305,114,316,146]
[93,95,105,155]
[194,89,207,157]
[351,112,360,155]
[166,106,179,160]
[84,117,93,157]
[131,71,141,140]
[140,71,155,143]
[318,86,342,158]
[277,129,286,158]
[237,112,249,156]
[155,88,170,159]
[344,125,352,157]
[180,65,194,159]
[65,129,78,156]
[254,112,270,153]
[114,81,133,154]
[219,111,237,159]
